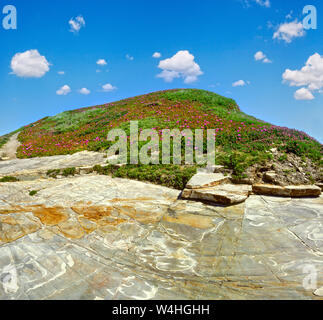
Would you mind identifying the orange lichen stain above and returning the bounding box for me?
[72,204,161,225]
[58,222,85,239]
[29,206,69,226]
[0,216,18,225]
[73,206,127,229]
[118,205,163,224]
[0,205,68,226]
[72,206,113,221]
[97,216,128,227]
[163,213,214,229]
[0,208,21,215]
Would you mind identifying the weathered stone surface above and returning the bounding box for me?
[316,183,323,191]
[0,151,107,178]
[253,184,321,198]
[313,287,323,297]
[186,172,229,189]
[0,175,322,300]
[263,171,279,184]
[286,185,322,197]
[182,184,252,205]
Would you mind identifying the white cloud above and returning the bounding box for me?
[79,88,90,95]
[273,20,305,43]
[243,0,270,7]
[153,52,161,59]
[254,51,265,61]
[232,80,247,87]
[56,85,71,96]
[283,53,323,100]
[126,54,134,61]
[102,83,117,92]
[69,15,85,34]
[254,51,272,63]
[255,0,270,7]
[58,71,65,75]
[294,88,314,100]
[157,50,203,84]
[10,49,50,78]
[96,59,107,66]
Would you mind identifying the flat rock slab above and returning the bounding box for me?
[186,173,229,189]
[253,184,321,198]
[182,184,252,205]
[0,151,107,178]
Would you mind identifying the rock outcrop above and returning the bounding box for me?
[186,172,229,189]
[0,175,322,300]
[0,151,107,180]
[253,184,321,198]
[182,184,252,205]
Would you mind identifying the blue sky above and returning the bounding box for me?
[0,0,322,142]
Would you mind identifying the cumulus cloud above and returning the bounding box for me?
[126,54,134,61]
[157,50,203,84]
[273,20,305,43]
[57,71,65,75]
[294,88,314,100]
[56,85,71,96]
[254,51,272,63]
[102,83,117,92]
[79,88,90,95]
[69,15,85,33]
[283,53,323,100]
[232,80,248,87]
[153,52,161,59]
[96,59,107,66]
[10,49,50,78]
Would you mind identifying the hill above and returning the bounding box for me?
[2,89,323,188]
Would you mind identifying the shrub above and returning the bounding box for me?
[62,167,76,177]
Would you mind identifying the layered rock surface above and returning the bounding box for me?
[253,184,322,198]
[0,151,107,180]
[182,184,252,205]
[0,174,322,300]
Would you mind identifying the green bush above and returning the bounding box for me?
[46,169,61,178]
[93,164,197,190]
[62,167,76,177]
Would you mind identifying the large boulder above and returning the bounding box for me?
[182,184,252,205]
[253,184,321,198]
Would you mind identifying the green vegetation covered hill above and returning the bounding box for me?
[2,89,322,189]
